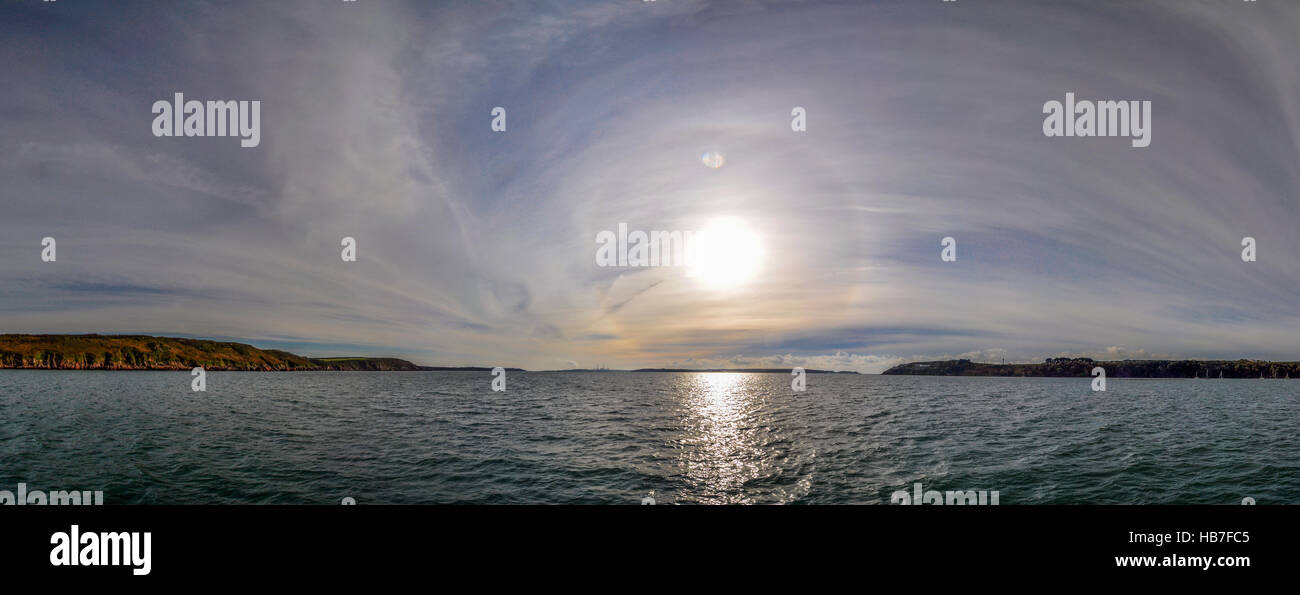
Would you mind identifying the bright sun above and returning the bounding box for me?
[689,217,764,290]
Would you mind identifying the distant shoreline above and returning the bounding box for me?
[7,335,1297,377]
[544,368,856,374]
[0,334,864,374]
[0,334,518,372]
[883,358,1300,379]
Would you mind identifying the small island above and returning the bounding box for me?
[882,357,1300,379]
[0,334,523,372]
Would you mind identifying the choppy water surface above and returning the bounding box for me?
[0,371,1294,504]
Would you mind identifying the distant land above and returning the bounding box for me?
[0,334,869,374]
[629,368,857,374]
[0,334,525,372]
[883,358,1300,379]
[545,368,856,374]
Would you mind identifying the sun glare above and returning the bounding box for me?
[690,217,764,290]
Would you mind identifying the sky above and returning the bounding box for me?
[1,0,1298,373]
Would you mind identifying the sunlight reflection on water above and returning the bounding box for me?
[672,373,810,504]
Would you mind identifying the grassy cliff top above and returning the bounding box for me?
[0,334,423,371]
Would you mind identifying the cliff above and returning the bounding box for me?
[0,334,425,371]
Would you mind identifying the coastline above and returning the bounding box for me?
[0,334,438,372]
[883,357,1300,379]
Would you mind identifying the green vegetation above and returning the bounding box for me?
[313,357,426,371]
[0,335,424,371]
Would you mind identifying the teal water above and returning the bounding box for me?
[0,370,1293,504]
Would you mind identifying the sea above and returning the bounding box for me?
[0,370,1294,504]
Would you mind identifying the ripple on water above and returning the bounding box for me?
[0,371,1295,504]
